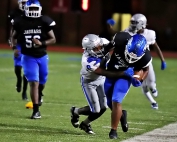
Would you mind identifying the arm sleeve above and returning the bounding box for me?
[43,16,56,32]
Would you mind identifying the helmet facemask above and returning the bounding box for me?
[124,35,147,64]
[82,34,104,58]
[25,3,42,18]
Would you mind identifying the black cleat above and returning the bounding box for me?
[70,106,79,128]
[31,111,41,119]
[22,92,28,101]
[79,121,95,134]
[120,110,128,132]
[109,129,118,139]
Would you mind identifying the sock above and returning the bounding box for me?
[144,91,156,104]
[74,108,79,115]
[15,66,22,87]
[83,118,91,125]
[33,104,39,113]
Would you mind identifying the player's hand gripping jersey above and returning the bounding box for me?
[12,15,55,57]
[106,32,152,72]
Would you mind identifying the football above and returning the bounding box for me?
[133,70,144,80]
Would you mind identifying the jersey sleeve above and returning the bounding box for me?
[133,49,152,70]
[42,15,56,32]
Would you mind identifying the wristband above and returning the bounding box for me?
[42,41,46,46]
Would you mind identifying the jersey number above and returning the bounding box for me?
[25,35,41,48]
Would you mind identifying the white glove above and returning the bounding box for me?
[86,61,100,72]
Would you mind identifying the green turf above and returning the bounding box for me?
[0,49,176,142]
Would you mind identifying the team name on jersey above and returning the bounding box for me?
[24,29,41,34]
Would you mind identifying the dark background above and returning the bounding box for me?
[1,0,177,51]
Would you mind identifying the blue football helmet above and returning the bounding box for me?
[124,34,147,63]
[24,0,42,18]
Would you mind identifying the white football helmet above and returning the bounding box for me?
[129,14,147,32]
[18,0,28,11]
[82,34,104,57]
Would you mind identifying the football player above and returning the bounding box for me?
[123,14,166,109]
[11,0,56,119]
[8,0,28,100]
[70,34,134,134]
[95,33,151,139]
[107,14,167,110]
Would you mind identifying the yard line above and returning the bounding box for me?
[121,122,177,142]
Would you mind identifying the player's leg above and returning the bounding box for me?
[22,75,28,100]
[22,55,41,119]
[109,78,131,139]
[79,79,108,134]
[147,63,158,97]
[38,55,49,106]
[141,63,158,109]
[14,56,22,93]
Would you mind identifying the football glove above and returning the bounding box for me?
[86,61,100,72]
[131,78,142,87]
[124,68,134,77]
[161,61,166,70]
[106,19,115,26]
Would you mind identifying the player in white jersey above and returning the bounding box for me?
[123,14,167,109]
[70,34,134,134]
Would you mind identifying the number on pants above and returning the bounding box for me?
[25,35,40,48]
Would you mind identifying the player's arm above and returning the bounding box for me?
[150,30,166,70]
[11,30,20,57]
[140,66,149,82]
[106,19,117,36]
[151,42,165,62]
[32,30,56,46]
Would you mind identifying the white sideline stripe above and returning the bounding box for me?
[121,122,177,142]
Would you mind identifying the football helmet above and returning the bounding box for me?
[18,0,28,11]
[82,34,104,58]
[124,34,147,63]
[129,14,147,32]
[24,0,42,18]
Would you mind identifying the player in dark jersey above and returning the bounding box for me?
[8,0,28,100]
[85,32,151,139]
[11,0,56,119]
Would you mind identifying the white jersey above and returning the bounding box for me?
[123,28,156,50]
[80,38,109,80]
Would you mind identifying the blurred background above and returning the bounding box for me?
[1,0,177,51]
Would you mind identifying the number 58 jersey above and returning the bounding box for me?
[13,15,56,57]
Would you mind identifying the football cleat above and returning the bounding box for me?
[151,103,158,110]
[109,129,118,139]
[120,110,128,132]
[70,106,80,128]
[31,111,41,119]
[79,121,95,134]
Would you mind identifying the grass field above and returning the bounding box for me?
[0,49,177,142]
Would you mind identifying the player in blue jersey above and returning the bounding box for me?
[86,33,152,139]
[8,0,28,100]
[11,0,56,119]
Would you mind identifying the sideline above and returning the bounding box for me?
[122,122,177,142]
[0,44,177,58]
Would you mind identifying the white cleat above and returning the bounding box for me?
[151,103,158,110]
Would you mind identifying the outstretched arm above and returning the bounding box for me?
[151,42,166,70]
